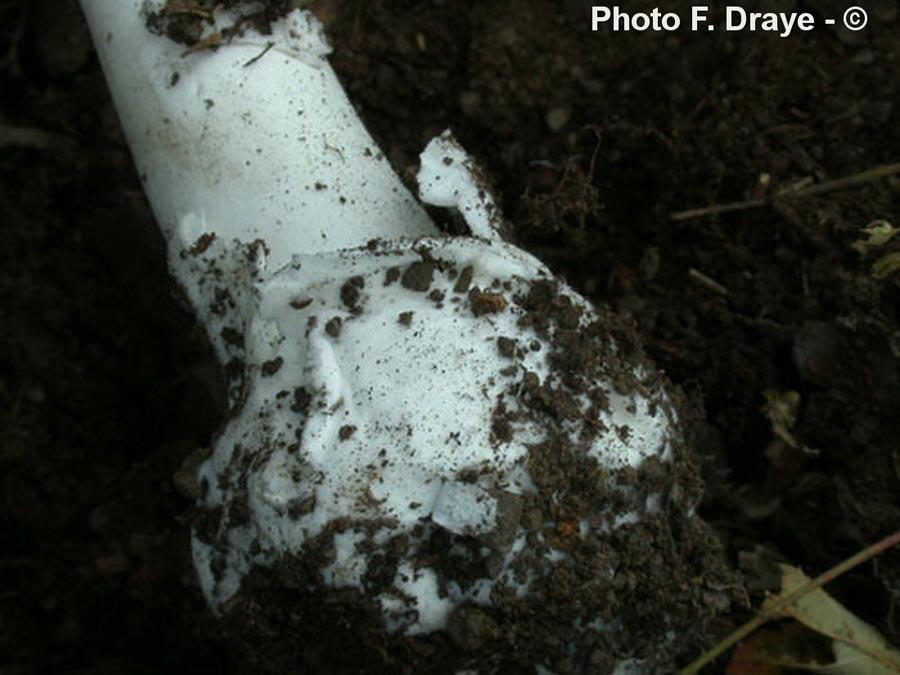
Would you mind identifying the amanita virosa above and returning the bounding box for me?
[80,2,737,672]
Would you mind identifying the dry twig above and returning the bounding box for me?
[680,528,900,674]
[671,162,900,222]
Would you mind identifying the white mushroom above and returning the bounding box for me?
[79,2,729,671]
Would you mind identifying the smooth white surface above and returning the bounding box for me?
[419,130,503,239]
[79,0,437,273]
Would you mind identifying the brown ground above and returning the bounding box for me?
[2,0,898,673]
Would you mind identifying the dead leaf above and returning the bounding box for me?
[761,565,900,674]
[852,220,898,255]
[728,623,827,675]
[872,253,900,280]
[763,389,818,456]
[728,639,785,675]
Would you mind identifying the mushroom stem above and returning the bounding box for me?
[79,0,437,274]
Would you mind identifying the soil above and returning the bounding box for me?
[2,0,899,673]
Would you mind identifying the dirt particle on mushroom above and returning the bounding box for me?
[400,260,435,292]
[447,605,500,651]
[325,317,342,338]
[384,266,401,286]
[261,357,283,376]
[453,265,474,294]
[497,336,517,358]
[220,326,243,347]
[188,232,216,256]
[291,387,311,414]
[340,276,364,310]
[469,287,507,316]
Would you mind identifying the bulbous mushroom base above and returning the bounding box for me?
[186,236,740,673]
